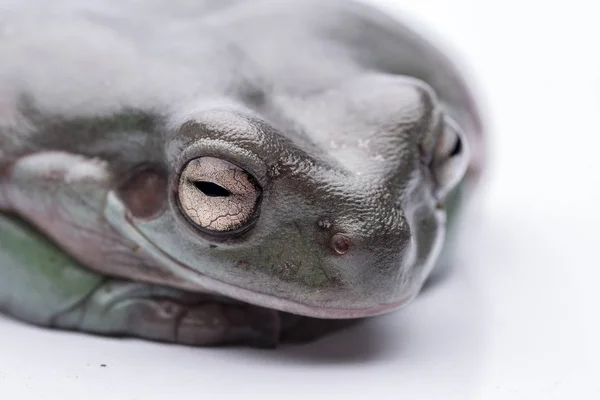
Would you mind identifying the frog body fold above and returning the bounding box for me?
[0,0,483,347]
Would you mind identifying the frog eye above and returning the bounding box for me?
[177,157,261,234]
[431,117,469,199]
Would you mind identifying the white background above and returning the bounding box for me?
[1,0,599,399]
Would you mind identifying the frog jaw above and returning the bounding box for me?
[104,191,416,319]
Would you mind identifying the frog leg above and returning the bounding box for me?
[0,213,281,347]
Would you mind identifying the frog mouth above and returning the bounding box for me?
[104,192,414,319]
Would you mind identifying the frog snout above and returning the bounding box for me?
[318,213,415,306]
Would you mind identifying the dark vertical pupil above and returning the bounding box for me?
[194,181,231,197]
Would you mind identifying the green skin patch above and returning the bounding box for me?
[0,213,103,324]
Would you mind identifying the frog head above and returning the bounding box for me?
[111,74,469,318]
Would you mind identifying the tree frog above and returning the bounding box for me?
[0,0,484,347]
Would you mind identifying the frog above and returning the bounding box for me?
[0,0,484,348]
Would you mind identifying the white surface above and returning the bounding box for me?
[1,0,599,399]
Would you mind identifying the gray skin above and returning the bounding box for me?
[0,0,484,347]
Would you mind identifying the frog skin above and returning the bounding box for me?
[0,0,484,347]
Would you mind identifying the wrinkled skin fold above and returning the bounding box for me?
[0,0,483,347]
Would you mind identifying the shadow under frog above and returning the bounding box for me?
[0,0,484,347]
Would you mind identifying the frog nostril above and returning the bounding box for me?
[331,233,352,255]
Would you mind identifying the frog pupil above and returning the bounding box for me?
[193,181,231,197]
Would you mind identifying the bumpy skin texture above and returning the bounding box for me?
[0,0,483,347]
